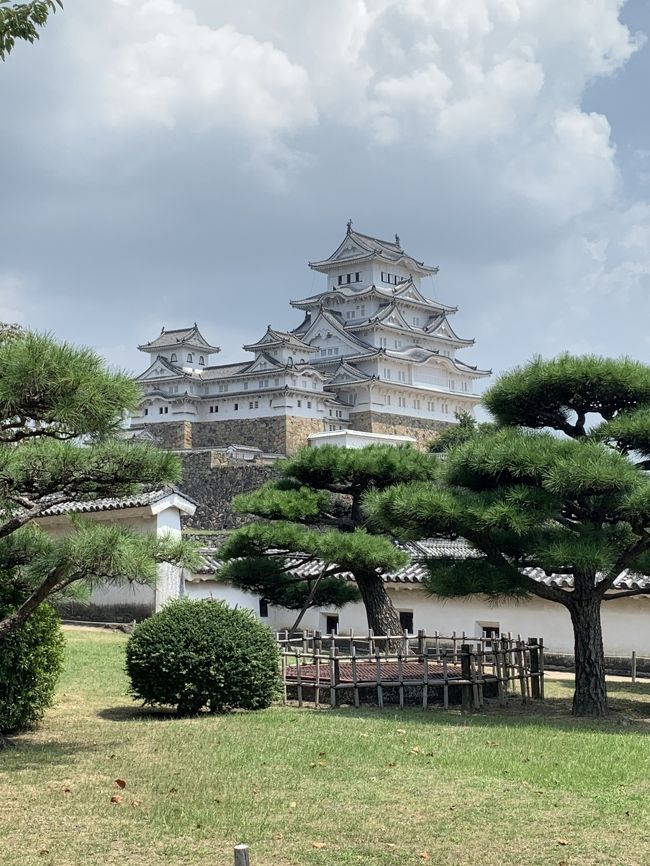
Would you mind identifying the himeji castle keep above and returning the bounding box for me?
[132,224,490,454]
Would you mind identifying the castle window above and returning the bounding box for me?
[249,401,254,409]
[338,275,343,286]
[334,348,339,355]
[170,353,177,362]
[320,349,327,355]
[355,272,360,282]
[297,399,302,407]
[307,401,312,409]
[209,406,213,413]
[259,598,269,618]
[346,274,352,284]
[187,354,193,363]
[399,610,414,634]
[386,395,391,406]
[274,377,280,386]
[234,403,239,411]
[144,408,148,416]
[329,409,332,416]
[199,356,205,365]
[414,399,421,410]
[244,382,249,390]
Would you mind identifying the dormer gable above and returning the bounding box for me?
[136,356,188,383]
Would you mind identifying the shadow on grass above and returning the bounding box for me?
[1,738,117,770]
[97,703,180,722]
[309,686,650,735]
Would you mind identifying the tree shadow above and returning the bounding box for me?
[309,688,650,735]
[0,739,107,771]
[97,703,179,722]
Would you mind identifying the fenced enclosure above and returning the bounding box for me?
[276,629,545,710]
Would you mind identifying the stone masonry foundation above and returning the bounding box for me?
[348,411,451,449]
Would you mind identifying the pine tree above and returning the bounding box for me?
[365,354,650,717]
[218,444,438,635]
[0,327,199,638]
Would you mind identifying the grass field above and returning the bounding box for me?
[1,628,649,866]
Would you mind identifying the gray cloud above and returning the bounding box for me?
[1,0,649,390]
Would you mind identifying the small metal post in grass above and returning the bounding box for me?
[632,650,637,683]
[234,843,250,866]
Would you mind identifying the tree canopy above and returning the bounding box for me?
[0,327,199,638]
[218,444,438,635]
[0,0,61,60]
[365,354,650,717]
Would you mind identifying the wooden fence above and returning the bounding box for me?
[275,629,544,710]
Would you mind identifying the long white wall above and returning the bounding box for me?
[185,579,650,658]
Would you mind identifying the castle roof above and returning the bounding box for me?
[291,279,455,314]
[308,224,438,277]
[243,326,318,354]
[138,324,220,355]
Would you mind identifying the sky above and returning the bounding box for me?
[1,0,650,391]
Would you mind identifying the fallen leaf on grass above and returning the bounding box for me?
[130,800,141,808]
[169,787,178,794]
[387,762,396,767]
[557,839,570,846]
[359,732,369,738]
[110,795,124,805]
[38,850,49,856]
[420,852,430,860]
[312,841,326,849]
[114,779,126,789]
[289,801,297,809]
[318,760,327,766]
[411,746,422,754]
[396,729,406,735]
[63,788,72,795]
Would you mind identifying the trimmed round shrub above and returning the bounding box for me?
[0,593,65,735]
[125,599,280,715]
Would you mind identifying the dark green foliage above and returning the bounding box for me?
[220,445,435,633]
[0,0,61,60]
[484,354,650,436]
[428,410,495,453]
[365,354,650,716]
[0,328,200,639]
[0,587,64,734]
[594,407,650,467]
[126,599,280,715]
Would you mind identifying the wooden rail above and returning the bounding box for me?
[276,629,544,710]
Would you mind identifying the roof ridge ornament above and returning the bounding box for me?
[395,233,400,247]
[346,218,353,235]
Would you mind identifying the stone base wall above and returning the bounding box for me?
[178,451,280,529]
[189,416,325,455]
[145,421,193,449]
[349,411,451,449]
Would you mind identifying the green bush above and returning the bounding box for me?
[0,593,65,735]
[125,599,280,715]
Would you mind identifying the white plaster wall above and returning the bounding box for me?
[184,579,650,657]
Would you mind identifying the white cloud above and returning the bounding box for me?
[76,1,317,139]
[0,274,25,326]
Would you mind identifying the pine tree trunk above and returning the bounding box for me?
[569,596,608,717]
[354,572,402,639]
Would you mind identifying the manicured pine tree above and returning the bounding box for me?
[365,355,650,717]
[218,444,438,636]
[0,326,199,638]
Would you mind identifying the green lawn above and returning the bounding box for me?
[1,628,649,866]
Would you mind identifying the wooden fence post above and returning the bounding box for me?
[460,644,472,711]
[234,843,250,866]
[528,637,541,699]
